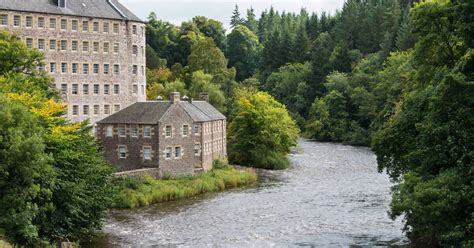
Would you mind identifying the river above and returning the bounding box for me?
[86,140,408,247]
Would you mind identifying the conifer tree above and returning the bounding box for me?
[230,4,244,29]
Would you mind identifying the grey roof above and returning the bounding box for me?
[97,100,226,124]
[0,0,143,22]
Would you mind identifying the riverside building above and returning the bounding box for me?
[0,0,146,123]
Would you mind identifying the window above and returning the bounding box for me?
[83,105,89,115]
[90,64,98,74]
[60,19,67,30]
[72,84,78,94]
[103,42,109,53]
[50,62,56,73]
[114,104,120,112]
[61,63,67,73]
[165,125,172,137]
[72,105,78,115]
[165,147,172,159]
[194,124,199,134]
[114,64,120,74]
[93,42,99,52]
[132,25,137,34]
[118,125,126,137]
[143,147,152,160]
[113,43,119,53]
[71,20,78,31]
[103,64,110,74]
[72,40,78,51]
[83,84,89,95]
[182,124,189,136]
[104,84,110,95]
[141,85,144,95]
[37,39,44,50]
[93,84,99,94]
[104,104,110,115]
[26,16,32,27]
[82,41,89,52]
[131,126,138,137]
[143,126,151,138]
[0,15,7,26]
[132,65,138,75]
[113,84,119,95]
[106,126,113,137]
[60,40,67,51]
[61,84,67,95]
[132,45,138,55]
[38,64,45,71]
[118,145,126,159]
[174,147,181,159]
[26,38,33,48]
[82,63,89,74]
[72,63,78,74]
[50,18,56,29]
[93,22,99,32]
[82,20,89,32]
[103,22,109,33]
[132,84,138,94]
[38,17,44,28]
[50,39,56,50]
[14,16,20,27]
[113,23,119,34]
[93,105,99,115]
[194,143,200,156]
[141,66,145,75]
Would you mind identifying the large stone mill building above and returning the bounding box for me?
[0,0,146,123]
[96,92,227,176]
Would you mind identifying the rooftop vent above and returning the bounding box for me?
[156,95,163,101]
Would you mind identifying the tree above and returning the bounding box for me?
[226,25,261,81]
[228,89,299,169]
[191,16,227,51]
[187,37,228,75]
[230,4,245,28]
[189,71,226,112]
[146,44,166,69]
[244,7,258,33]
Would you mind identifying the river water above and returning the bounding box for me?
[86,140,408,247]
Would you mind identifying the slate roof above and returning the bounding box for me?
[0,0,143,22]
[97,100,226,124]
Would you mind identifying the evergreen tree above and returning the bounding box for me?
[244,7,258,33]
[230,4,245,29]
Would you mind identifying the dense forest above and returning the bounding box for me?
[145,0,473,246]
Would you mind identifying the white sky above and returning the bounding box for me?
[120,0,345,30]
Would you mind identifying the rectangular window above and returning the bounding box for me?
[132,25,137,34]
[132,84,138,94]
[50,62,56,73]
[72,105,78,115]
[103,22,109,33]
[165,125,172,137]
[104,84,110,95]
[118,145,126,159]
[142,66,145,75]
[93,84,99,94]
[143,147,152,160]
[60,40,67,51]
[114,104,120,113]
[26,16,32,27]
[103,42,109,53]
[113,23,119,34]
[194,124,199,134]
[93,21,99,32]
[113,84,119,95]
[50,39,56,50]
[182,124,189,136]
[106,126,113,137]
[61,84,67,95]
[165,147,172,159]
[60,19,67,30]
[131,125,138,137]
[71,20,78,31]
[61,63,67,73]
[26,38,33,48]
[49,18,56,29]
[38,17,44,28]
[82,41,89,52]
[72,84,78,95]
[104,104,110,115]
[113,43,119,53]
[194,143,200,156]
[132,65,138,75]
[174,147,181,159]
[82,20,89,32]
[143,126,151,138]
[0,14,7,26]
[103,64,109,74]
[72,63,78,74]
[82,63,89,74]
[83,84,89,95]
[93,105,99,115]
[118,125,126,137]
[72,40,78,51]
[132,45,138,55]
[93,64,99,74]
[114,64,120,74]
[93,42,99,52]
[83,105,89,115]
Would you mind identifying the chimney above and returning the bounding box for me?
[170,92,180,104]
[58,0,66,8]
[199,92,209,102]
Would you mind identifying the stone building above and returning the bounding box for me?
[0,0,146,123]
[96,92,227,176]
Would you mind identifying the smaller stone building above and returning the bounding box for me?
[96,92,227,176]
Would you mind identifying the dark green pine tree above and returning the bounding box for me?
[230,4,245,29]
[291,24,311,62]
[245,7,258,34]
[306,13,320,40]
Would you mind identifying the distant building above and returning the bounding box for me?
[0,0,146,123]
[96,92,227,176]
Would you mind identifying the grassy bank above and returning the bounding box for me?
[111,165,257,208]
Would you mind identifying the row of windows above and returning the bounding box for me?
[24,38,143,56]
[117,145,182,160]
[59,83,143,96]
[71,104,120,116]
[46,62,144,76]
[0,14,137,35]
[107,125,152,138]
[203,121,225,135]
[164,124,200,138]
[203,138,225,156]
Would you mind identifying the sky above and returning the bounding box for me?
[120,0,346,30]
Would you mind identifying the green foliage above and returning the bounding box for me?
[187,37,228,75]
[189,71,226,112]
[226,25,261,81]
[228,89,299,169]
[230,4,245,28]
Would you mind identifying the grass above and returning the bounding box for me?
[0,239,12,248]
[110,163,257,209]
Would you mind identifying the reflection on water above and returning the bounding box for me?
[85,140,408,247]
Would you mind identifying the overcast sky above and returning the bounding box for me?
[120,0,346,30]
